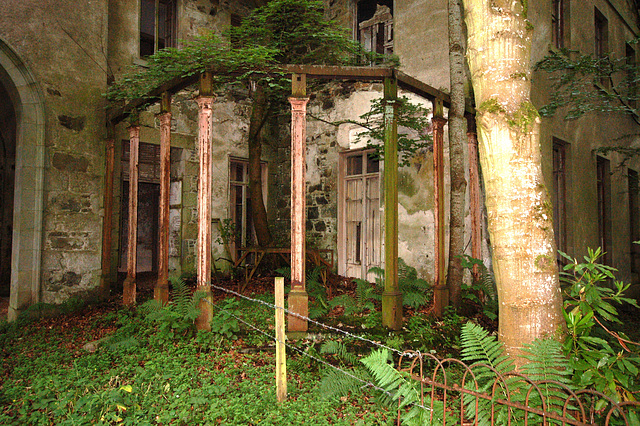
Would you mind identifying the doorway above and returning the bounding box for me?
[0,80,16,297]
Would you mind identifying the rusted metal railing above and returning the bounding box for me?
[397,351,640,425]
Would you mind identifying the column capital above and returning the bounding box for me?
[432,116,448,128]
[157,111,172,127]
[196,96,215,110]
[288,97,310,110]
[127,125,140,138]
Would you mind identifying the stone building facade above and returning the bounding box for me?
[0,0,638,318]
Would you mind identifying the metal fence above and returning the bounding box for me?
[396,350,640,425]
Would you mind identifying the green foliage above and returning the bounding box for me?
[355,96,433,167]
[210,298,241,339]
[459,254,498,320]
[107,0,392,106]
[276,265,329,318]
[536,48,640,119]
[560,248,640,402]
[140,277,206,340]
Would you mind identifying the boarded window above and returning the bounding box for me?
[339,151,381,280]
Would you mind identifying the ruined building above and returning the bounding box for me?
[0,0,639,319]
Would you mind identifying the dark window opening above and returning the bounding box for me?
[357,0,393,55]
[552,139,567,261]
[140,0,176,58]
[594,8,609,88]
[629,169,640,273]
[626,43,637,108]
[597,156,612,265]
[552,0,567,49]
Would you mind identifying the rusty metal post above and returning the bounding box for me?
[382,76,402,330]
[99,133,116,297]
[195,73,215,331]
[467,117,482,280]
[123,125,140,306]
[288,73,309,333]
[155,92,171,304]
[432,99,448,317]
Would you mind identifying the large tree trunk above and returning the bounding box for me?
[248,83,273,247]
[446,0,468,308]
[462,0,565,362]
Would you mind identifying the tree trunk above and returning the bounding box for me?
[447,0,468,308]
[462,0,565,362]
[248,83,273,247]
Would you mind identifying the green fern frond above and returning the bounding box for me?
[329,294,363,315]
[402,291,428,309]
[461,322,513,374]
[318,367,372,400]
[320,340,359,365]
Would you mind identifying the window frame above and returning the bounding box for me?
[139,0,177,58]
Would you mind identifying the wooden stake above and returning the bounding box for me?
[275,277,287,402]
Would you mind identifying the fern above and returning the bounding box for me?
[320,340,359,365]
[318,367,372,400]
[461,322,513,373]
[329,294,362,316]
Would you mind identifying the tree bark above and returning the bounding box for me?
[462,0,565,362]
[447,0,468,308]
[248,83,273,247]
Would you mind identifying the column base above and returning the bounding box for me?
[433,285,450,318]
[195,287,213,331]
[154,279,170,305]
[287,289,308,332]
[382,291,403,330]
[123,276,136,306]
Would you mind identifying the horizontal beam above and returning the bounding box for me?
[107,64,474,125]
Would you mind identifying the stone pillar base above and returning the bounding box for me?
[382,291,403,330]
[195,288,213,331]
[123,277,136,306]
[287,289,308,332]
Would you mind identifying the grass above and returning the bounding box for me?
[0,296,393,425]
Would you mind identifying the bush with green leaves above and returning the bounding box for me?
[560,248,640,402]
[458,254,498,320]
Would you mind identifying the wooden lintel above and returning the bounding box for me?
[160,92,171,114]
[199,72,215,97]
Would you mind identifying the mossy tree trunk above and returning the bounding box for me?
[462,0,565,362]
[248,83,273,247]
[447,0,468,308]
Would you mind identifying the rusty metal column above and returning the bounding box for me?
[288,73,309,333]
[99,134,116,297]
[195,73,215,331]
[382,77,402,330]
[123,125,140,306]
[432,99,449,317]
[467,117,482,280]
[155,92,171,304]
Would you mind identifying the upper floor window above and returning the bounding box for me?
[626,43,637,108]
[594,8,608,59]
[551,0,568,49]
[357,0,393,55]
[140,0,176,58]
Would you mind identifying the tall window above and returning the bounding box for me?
[629,169,640,273]
[357,0,393,55]
[597,157,612,265]
[626,43,637,108]
[594,8,608,59]
[552,139,567,259]
[228,159,267,261]
[140,0,176,58]
[552,0,567,49]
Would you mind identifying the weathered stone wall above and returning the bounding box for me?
[0,0,110,305]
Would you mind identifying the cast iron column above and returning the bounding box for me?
[288,73,309,333]
[382,77,402,330]
[155,92,171,304]
[123,125,140,306]
[432,98,449,317]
